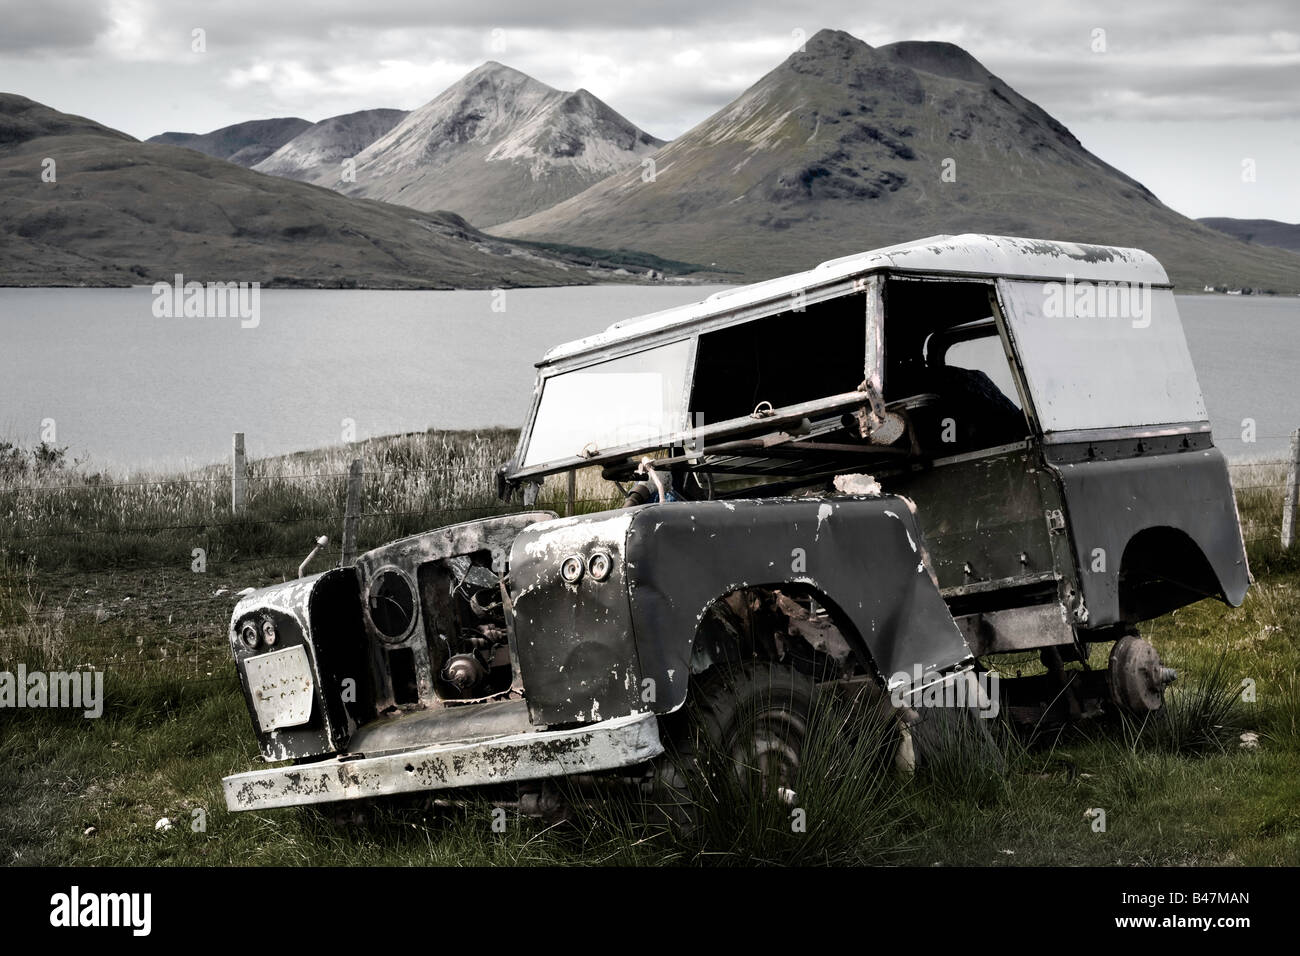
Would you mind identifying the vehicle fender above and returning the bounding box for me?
[1050,448,1249,625]
[624,496,975,714]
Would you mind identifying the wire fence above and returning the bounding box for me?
[2,447,1282,496]
[2,438,1298,693]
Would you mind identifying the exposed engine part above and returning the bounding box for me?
[468,588,501,619]
[443,653,489,696]
[447,554,499,591]
[439,555,513,693]
[692,586,859,680]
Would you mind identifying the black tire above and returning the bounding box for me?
[647,662,816,823]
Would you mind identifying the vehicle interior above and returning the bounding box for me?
[597,274,1034,501]
[883,277,1029,457]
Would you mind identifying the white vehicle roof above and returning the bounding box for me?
[542,233,1170,365]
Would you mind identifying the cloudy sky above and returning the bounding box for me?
[2,0,1297,220]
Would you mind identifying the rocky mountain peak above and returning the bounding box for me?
[327,62,664,226]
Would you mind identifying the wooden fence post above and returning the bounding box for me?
[341,458,363,565]
[566,468,576,517]
[231,432,246,515]
[1283,428,1300,549]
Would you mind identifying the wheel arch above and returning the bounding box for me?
[1116,525,1226,621]
[682,580,883,692]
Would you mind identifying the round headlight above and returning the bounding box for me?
[587,550,612,581]
[239,621,259,650]
[560,555,585,584]
[368,568,416,642]
[261,618,278,647]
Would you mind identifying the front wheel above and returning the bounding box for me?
[647,662,814,820]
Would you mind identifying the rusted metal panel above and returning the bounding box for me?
[508,512,644,726]
[1044,441,1250,626]
[955,604,1075,656]
[222,711,663,812]
[885,444,1058,594]
[623,496,973,713]
[228,567,365,762]
[508,496,973,726]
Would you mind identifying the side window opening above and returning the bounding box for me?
[931,327,1022,412]
[883,278,1029,455]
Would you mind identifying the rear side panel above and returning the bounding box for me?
[1047,438,1249,626]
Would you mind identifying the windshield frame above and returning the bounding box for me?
[516,336,699,472]
[506,274,884,484]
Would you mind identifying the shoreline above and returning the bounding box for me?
[2,427,1290,486]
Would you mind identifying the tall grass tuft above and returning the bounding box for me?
[0,429,532,573]
[910,705,1016,806]
[561,680,916,866]
[1115,652,1244,756]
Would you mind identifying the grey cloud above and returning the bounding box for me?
[2,0,1297,132]
[0,0,110,52]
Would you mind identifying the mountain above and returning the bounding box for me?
[1199,217,1300,254]
[0,94,639,288]
[252,108,408,181]
[147,117,312,167]
[318,62,665,227]
[493,30,1300,292]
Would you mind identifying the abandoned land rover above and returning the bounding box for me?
[221,234,1250,814]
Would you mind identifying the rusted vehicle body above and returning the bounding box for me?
[221,234,1249,813]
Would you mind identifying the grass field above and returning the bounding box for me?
[1,433,1297,866]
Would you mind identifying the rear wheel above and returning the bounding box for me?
[1108,633,1177,715]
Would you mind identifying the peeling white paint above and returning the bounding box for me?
[542,235,1168,365]
[815,503,833,540]
[521,512,633,561]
